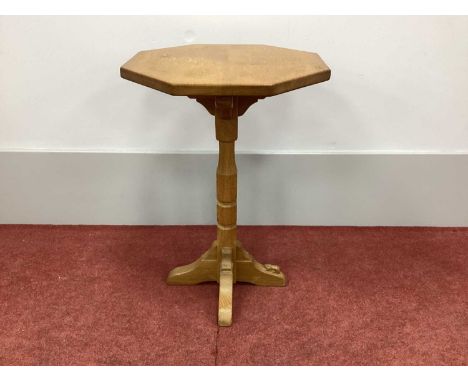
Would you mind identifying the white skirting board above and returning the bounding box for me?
[0,152,467,226]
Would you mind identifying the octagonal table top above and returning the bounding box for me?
[120,44,331,97]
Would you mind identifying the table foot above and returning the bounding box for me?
[235,241,286,286]
[166,241,218,285]
[218,247,233,326]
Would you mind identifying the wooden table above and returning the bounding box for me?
[121,44,331,326]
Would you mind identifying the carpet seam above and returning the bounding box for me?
[214,326,220,366]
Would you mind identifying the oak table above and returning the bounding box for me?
[121,44,331,326]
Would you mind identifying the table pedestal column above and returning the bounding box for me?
[167,96,286,326]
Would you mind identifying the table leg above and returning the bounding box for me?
[167,96,286,326]
[215,96,241,325]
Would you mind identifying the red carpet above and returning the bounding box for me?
[0,225,466,365]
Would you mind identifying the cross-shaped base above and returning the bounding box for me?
[167,240,286,326]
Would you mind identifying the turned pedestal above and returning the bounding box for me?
[121,44,331,326]
[166,95,286,326]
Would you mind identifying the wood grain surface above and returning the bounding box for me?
[121,44,331,96]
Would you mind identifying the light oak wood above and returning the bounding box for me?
[166,95,286,326]
[166,239,286,286]
[121,44,331,97]
[218,247,233,326]
[121,44,330,326]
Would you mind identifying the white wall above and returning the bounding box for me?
[1,16,468,153]
[1,16,468,226]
